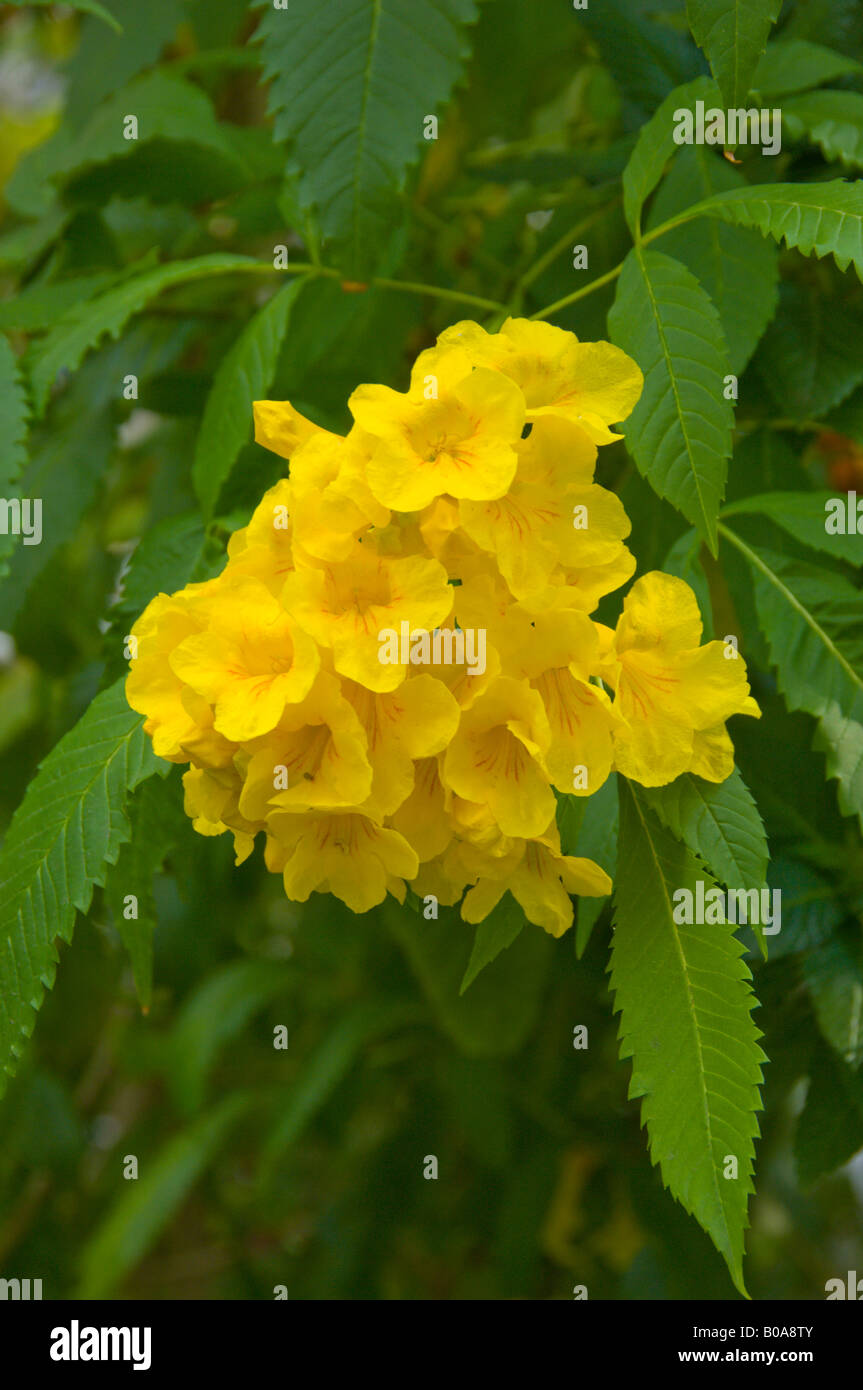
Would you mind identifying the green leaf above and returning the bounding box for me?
[35,70,246,192]
[783,91,863,171]
[0,680,163,1092]
[255,0,479,277]
[580,0,704,114]
[755,281,863,420]
[611,782,765,1296]
[794,1042,863,1187]
[0,335,29,580]
[113,513,209,631]
[6,0,122,33]
[0,272,119,333]
[460,894,525,994]
[105,773,186,1012]
[572,773,619,958]
[720,526,863,829]
[28,253,261,416]
[168,959,292,1116]
[639,769,769,892]
[608,247,734,554]
[646,145,779,374]
[193,278,306,517]
[721,492,863,567]
[686,0,783,111]
[383,896,550,1058]
[622,76,719,235]
[802,933,863,1069]
[753,39,863,98]
[76,1095,250,1298]
[677,180,863,283]
[63,0,185,128]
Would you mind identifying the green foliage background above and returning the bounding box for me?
[1,0,863,1299]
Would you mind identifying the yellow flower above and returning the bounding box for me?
[432,317,643,444]
[349,347,526,510]
[126,581,236,765]
[281,540,452,692]
[253,398,337,460]
[182,766,257,865]
[459,417,630,600]
[238,672,372,820]
[225,478,295,592]
[603,571,761,786]
[456,578,619,795]
[387,757,453,862]
[169,575,320,742]
[288,429,390,563]
[460,823,612,937]
[343,673,460,816]
[442,676,554,837]
[265,810,419,913]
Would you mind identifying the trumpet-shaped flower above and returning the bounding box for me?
[265,809,419,913]
[602,571,761,785]
[432,317,643,444]
[170,575,320,742]
[349,347,526,510]
[442,676,554,838]
[281,542,452,692]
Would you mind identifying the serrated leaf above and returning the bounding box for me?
[646,145,778,374]
[611,781,765,1295]
[76,1095,250,1298]
[622,76,719,235]
[28,253,260,416]
[686,0,783,111]
[0,680,163,1092]
[193,278,306,517]
[677,180,863,283]
[608,247,733,554]
[753,39,863,98]
[460,894,525,994]
[721,491,863,567]
[720,525,863,828]
[639,768,768,892]
[105,773,187,1012]
[255,0,479,277]
[783,91,863,171]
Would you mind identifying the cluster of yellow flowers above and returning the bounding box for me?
[125,318,760,936]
